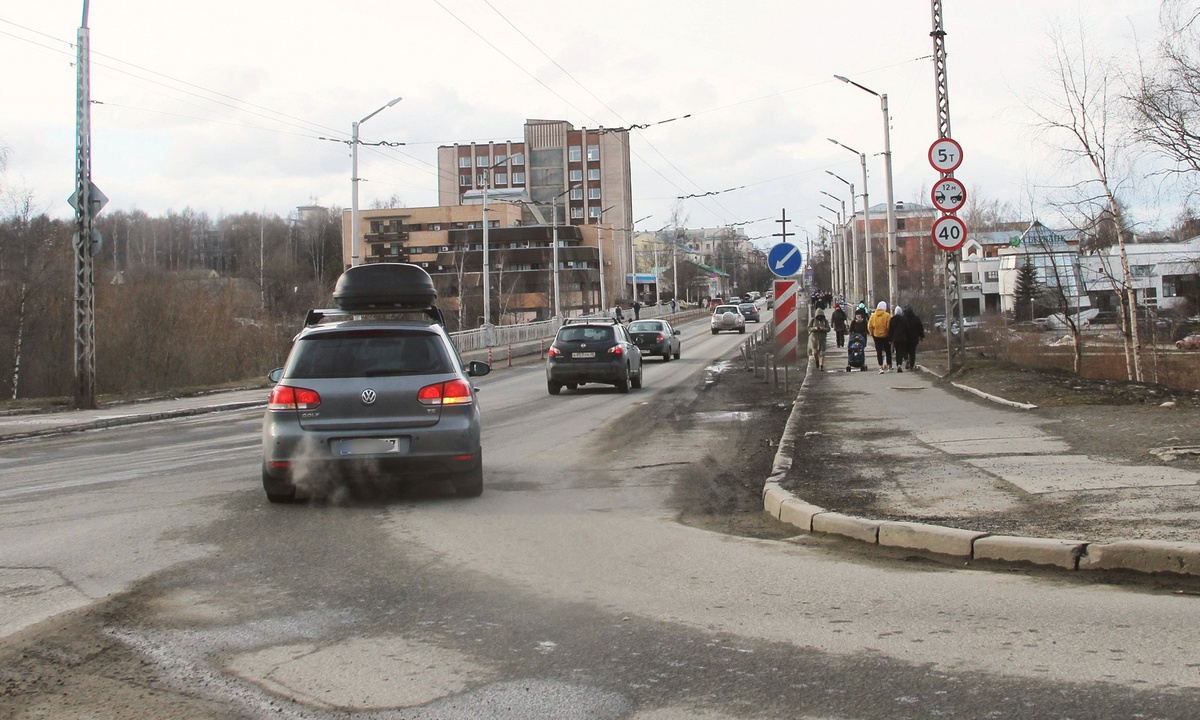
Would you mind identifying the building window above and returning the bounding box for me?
[588,187,601,200]
[589,206,602,219]
[571,207,584,219]
[429,224,442,231]
[476,156,490,167]
[587,145,600,161]
[569,169,583,182]
[897,218,907,230]
[570,188,583,200]
[459,156,471,168]
[512,171,525,184]
[985,270,998,282]
[495,172,508,185]
[460,175,471,187]
[494,154,506,164]
[568,145,582,162]
[511,153,524,165]
[587,168,601,180]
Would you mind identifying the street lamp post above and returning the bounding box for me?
[549,184,580,318]
[835,75,897,303]
[825,138,873,303]
[629,215,652,302]
[597,204,617,313]
[350,95,403,268]
[820,190,847,297]
[479,157,511,330]
[826,165,862,302]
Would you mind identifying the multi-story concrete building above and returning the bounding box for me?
[436,119,634,304]
[340,203,603,329]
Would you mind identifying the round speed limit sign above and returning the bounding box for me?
[931,215,967,251]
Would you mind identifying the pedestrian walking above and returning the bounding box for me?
[900,306,925,370]
[867,301,893,372]
[808,307,831,370]
[632,299,642,320]
[830,303,848,348]
[613,305,624,323]
[888,305,911,373]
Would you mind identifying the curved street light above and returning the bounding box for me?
[350,95,403,268]
[834,75,897,302]
[828,138,873,303]
[825,168,861,302]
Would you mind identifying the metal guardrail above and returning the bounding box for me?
[449,319,562,352]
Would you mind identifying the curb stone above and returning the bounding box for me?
[763,355,1200,578]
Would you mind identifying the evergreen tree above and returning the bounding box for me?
[1013,260,1043,321]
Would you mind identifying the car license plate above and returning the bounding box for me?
[572,352,596,358]
[334,438,403,455]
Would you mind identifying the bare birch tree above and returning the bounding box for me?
[1032,19,1143,381]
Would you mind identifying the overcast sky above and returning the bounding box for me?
[0,1,1181,246]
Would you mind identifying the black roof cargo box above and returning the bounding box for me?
[332,263,437,311]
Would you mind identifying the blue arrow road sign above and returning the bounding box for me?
[768,242,803,278]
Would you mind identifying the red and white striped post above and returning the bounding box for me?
[774,279,799,364]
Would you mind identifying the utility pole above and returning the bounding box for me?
[72,1,97,409]
[932,0,965,369]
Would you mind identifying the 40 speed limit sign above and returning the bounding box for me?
[931,215,967,251]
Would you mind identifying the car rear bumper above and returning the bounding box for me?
[547,359,626,384]
[261,410,481,481]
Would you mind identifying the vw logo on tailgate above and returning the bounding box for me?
[361,388,377,405]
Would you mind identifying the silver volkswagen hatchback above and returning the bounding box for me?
[261,264,489,502]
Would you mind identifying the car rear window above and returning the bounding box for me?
[558,326,615,343]
[628,322,663,333]
[715,306,740,314]
[286,329,454,378]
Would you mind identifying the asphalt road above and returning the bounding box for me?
[1,318,1198,719]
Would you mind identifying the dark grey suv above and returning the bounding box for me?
[261,264,490,502]
[546,320,643,394]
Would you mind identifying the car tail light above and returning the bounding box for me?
[607,345,624,355]
[268,385,320,410]
[418,379,474,406]
[655,334,665,342]
[548,344,562,357]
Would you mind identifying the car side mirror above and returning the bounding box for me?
[467,360,491,377]
[267,368,283,384]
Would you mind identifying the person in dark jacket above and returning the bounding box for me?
[898,306,925,370]
[848,306,869,337]
[830,303,848,348]
[888,306,912,373]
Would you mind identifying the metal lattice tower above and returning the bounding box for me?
[74,6,97,409]
[932,0,964,369]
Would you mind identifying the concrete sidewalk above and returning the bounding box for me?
[764,345,1200,578]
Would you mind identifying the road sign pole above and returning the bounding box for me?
[931,0,965,371]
